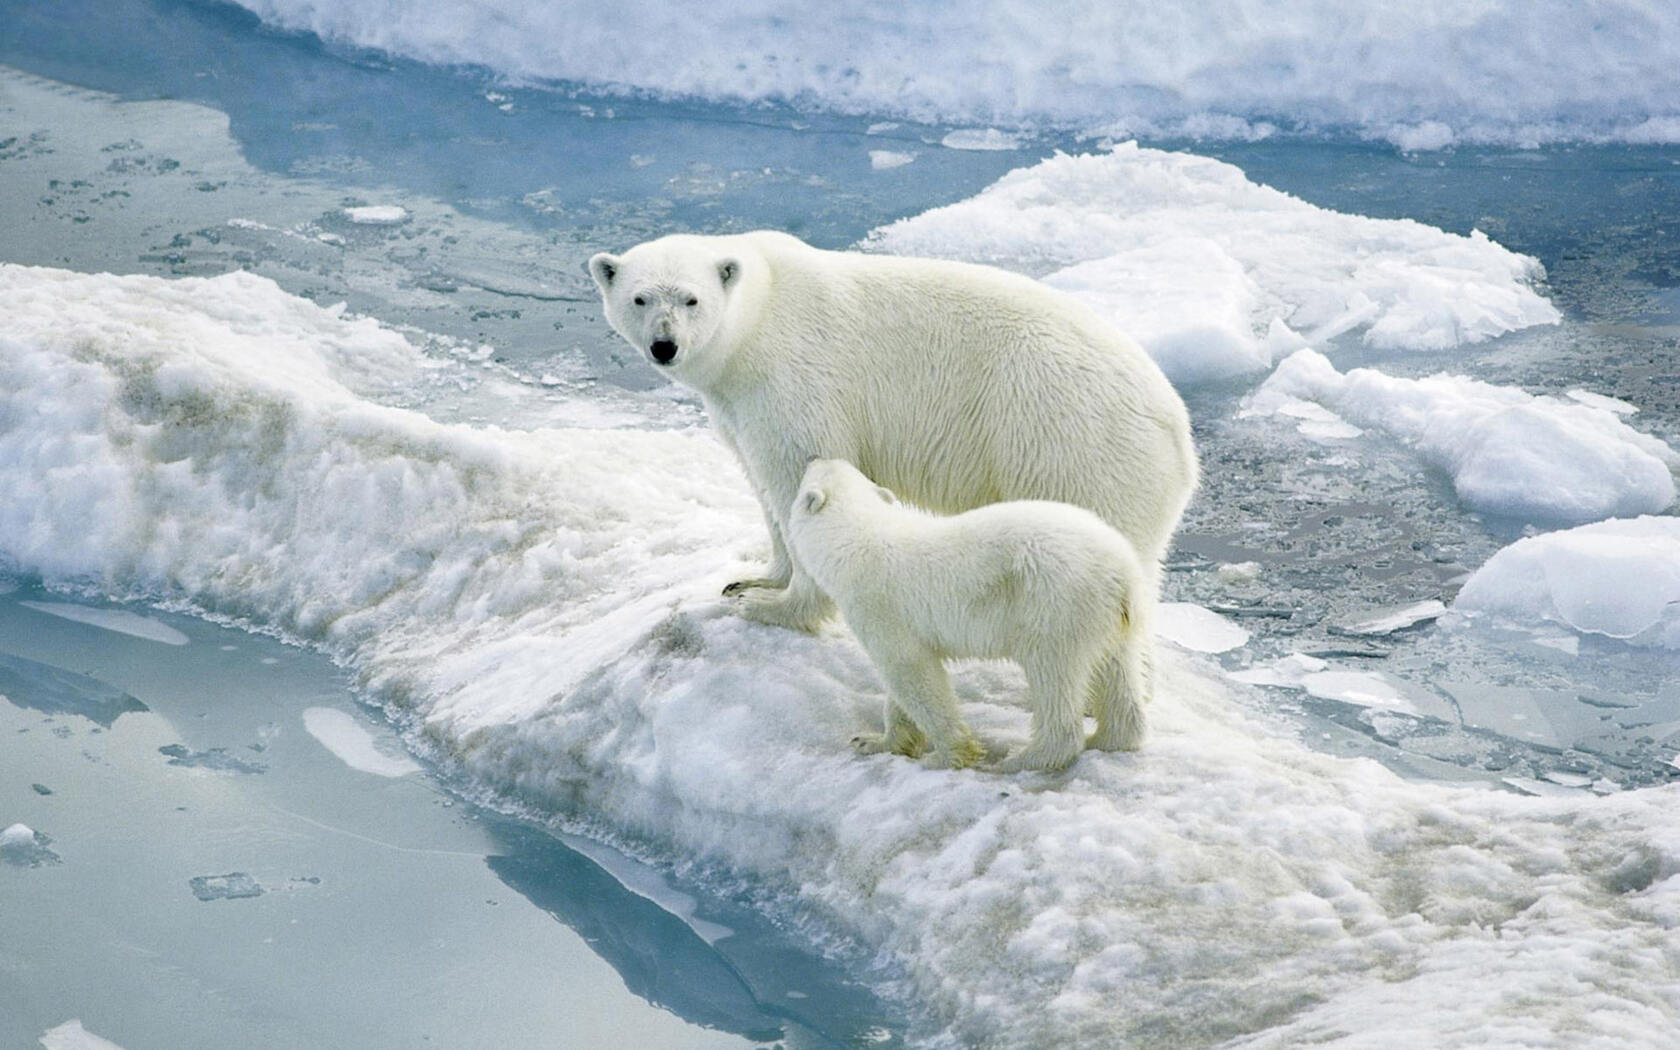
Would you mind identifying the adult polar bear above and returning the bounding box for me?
[590,231,1197,740]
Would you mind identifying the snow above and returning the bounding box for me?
[19,601,189,646]
[1249,349,1679,524]
[229,1,1680,148]
[2,822,35,847]
[302,707,422,777]
[3,262,1680,1046]
[864,145,1559,385]
[1155,602,1250,654]
[1453,516,1680,649]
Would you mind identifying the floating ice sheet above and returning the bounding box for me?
[1250,349,1678,524]
[1156,602,1250,654]
[865,145,1559,385]
[19,601,188,646]
[1454,516,1680,649]
[38,1020,128,1050]
[303,707,422,777]
[3,262,1679,1047]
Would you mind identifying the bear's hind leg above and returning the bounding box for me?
[1087,639,1148,752]
[997,651,1092,773]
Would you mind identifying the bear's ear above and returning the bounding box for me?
[798,487,828,516]
[718,258,741,289]
[874,484,899,506]
[588,253,620,291]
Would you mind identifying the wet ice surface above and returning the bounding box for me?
[0,586,901,1049]
[2,2,1680,1044]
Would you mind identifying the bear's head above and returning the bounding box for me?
[793,459,900,523]
[589,237,743,387]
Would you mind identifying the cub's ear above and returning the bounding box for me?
[718,258,741,289]
[874,484,899,506]
[588,253,620,291]
[798,487,828,515]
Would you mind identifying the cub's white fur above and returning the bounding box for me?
[588,231,1198,636]
[789,459,1149,773]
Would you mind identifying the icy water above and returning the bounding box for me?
[4,1,1680,1047]
[0,583,894,1049]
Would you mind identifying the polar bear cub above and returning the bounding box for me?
[788,459,1150,773]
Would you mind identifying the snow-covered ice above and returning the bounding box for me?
[228,0,1680,148]
[1249,349,1679,524]
[1454,516,1680,649]
[865,145,1559,385]
[3,261,1679,1046]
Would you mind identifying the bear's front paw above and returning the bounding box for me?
[722,577,784,597]
[733,588,828,633]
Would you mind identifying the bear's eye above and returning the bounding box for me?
[633,295,646,306]
[686,297,699,307]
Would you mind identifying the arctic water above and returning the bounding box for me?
[3,2,1680,1048]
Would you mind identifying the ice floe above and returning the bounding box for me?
[865,145,1559,385]
[1454,516,1680,649]
[1155,602,1251,654]
[1249,349,1678,524]
[19,601,189,646]
[303,707,423,777]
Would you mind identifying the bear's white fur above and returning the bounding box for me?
[588,230,1197,643]
[789,459,1148,772]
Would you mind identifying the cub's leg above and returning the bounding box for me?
[997,649,1094,773]
[851,700,927,759]
[1087,646,1148,751]
[852,638,982,770]
[1088,605,1150,751]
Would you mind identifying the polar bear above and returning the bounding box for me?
[789,459,1148,772]
[588,230,1197,641]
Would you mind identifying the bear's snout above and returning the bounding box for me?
[650,339,679,364]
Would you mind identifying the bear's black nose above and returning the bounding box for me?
[650,339,678,364]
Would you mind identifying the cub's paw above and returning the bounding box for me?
[920,734,985,771]
[850,731,925,759]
